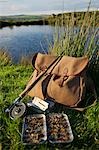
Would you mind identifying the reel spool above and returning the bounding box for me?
[9,102,26,120]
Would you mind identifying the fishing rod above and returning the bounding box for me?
[5,51,65,119]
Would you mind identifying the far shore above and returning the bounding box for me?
[0,20,49,28]
[0,11,98,28]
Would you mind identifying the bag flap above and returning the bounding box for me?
[32,53,89,76]
[52,56,89,76]
[32,53,57,71]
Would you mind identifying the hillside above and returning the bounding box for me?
[0,14,48,28]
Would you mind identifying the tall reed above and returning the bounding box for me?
[0,49,12,66]
[50,11,98,61]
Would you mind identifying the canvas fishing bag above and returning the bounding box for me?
[20,53,97,110]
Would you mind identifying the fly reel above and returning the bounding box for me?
[9,102,26,120]
[5,97,26,120]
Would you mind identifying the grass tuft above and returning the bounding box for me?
[0,49,12,66]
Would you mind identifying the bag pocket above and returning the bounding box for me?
[47,74,81,106]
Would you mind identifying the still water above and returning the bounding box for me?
[0,25,54,62]
[0,25,98,63]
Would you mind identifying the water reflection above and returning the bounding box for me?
[0,25,54,62]
[0,25,98,63]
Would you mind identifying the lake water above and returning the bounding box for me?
[0,25,54,62]
[0,25,98,63]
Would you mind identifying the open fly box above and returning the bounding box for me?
[47,113,74,143]
[22,114,47,144]
[22,113,74,144]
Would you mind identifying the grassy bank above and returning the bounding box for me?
[0,51,99,150]
[0,10,99,149]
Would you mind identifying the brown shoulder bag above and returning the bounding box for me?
[20,53,97,111]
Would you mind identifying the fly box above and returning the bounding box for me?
[22,113,74,144]
[47,113,74,144]
[22,114,47,144]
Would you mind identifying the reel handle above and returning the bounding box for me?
[5,97,22,113]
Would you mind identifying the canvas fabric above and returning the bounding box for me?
[20,53,97,110]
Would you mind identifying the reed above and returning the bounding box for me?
[50,11,98,60]
[19,55,32,66]
[0,49,12,66]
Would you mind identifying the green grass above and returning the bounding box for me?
[0,60,32,150]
